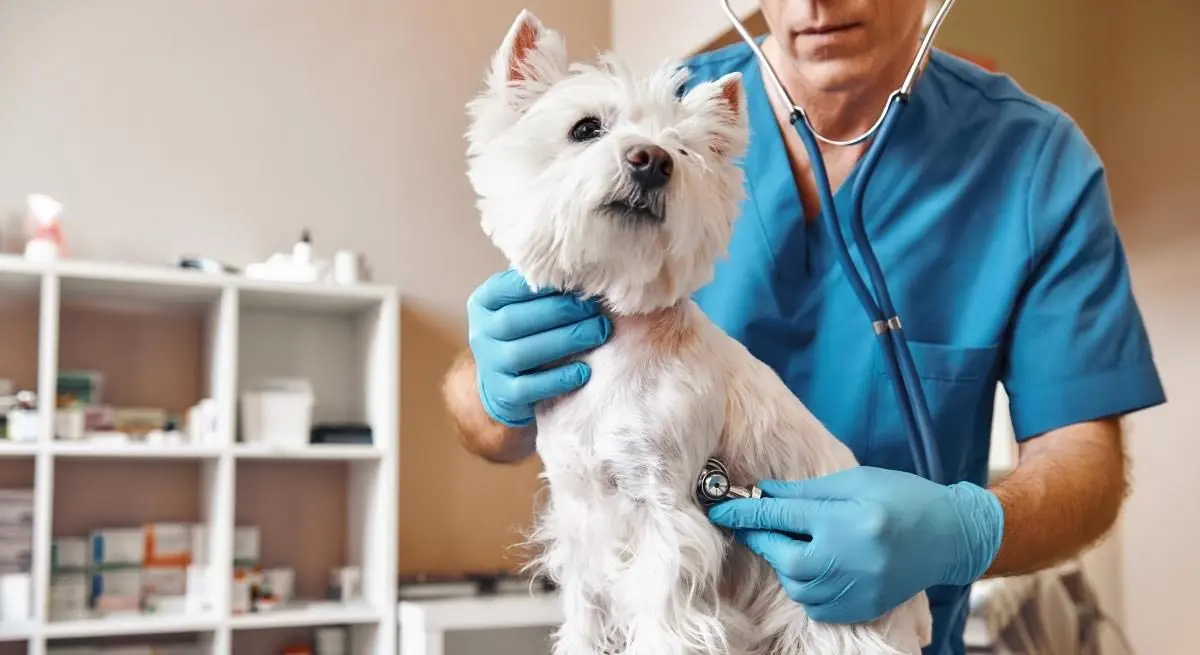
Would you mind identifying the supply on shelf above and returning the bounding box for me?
[24,192,65,262]
[239,378,315,448]
[54,370,217,446]
[49,522,221,622]
[0,487,33,622]
[2,380,41,443]
[242,228,371,285]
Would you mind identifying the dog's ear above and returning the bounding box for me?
[682,71,748,158]
[486,10,568,108]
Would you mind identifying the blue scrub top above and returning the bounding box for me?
[683,42,1166,655]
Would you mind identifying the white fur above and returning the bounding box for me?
[465,10,933,655]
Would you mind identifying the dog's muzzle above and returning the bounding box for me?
[599,145,673,226]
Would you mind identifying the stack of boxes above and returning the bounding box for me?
[0,487,33,621]
[48,523,261,621]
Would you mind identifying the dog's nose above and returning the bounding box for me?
[625,145,674,191]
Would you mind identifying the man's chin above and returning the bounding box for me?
[789,56,878,94]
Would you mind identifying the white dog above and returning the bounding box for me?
[463,10,933,655]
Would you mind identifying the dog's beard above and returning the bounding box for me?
[597,158,670,232]
[599,188,667,227]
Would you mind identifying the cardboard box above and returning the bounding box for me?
[143,523,193,567]
[89,568,141,615]
[90,528,144,567]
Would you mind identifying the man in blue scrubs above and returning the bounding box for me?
[443,1,1167,653]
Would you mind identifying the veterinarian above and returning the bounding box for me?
[442,1,1166,653]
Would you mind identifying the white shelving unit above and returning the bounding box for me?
[0,254,399,655]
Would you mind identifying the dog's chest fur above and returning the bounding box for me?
[535,302,725,504]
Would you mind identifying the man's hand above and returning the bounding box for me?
[706,467,1003,624]
[468,269,610,426]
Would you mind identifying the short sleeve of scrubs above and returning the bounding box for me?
[1003,115,1166,440]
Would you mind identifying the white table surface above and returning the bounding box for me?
[397,593,564,655]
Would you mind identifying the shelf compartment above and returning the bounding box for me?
[48,458,220,632]
[233,460,355,602]
[54,273,231,450]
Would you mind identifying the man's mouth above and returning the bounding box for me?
[798,22,863,37]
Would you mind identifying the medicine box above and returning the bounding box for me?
[0,536,32,574]
[233,525,260,565]
[143,523,193,567]
[0,489,34,527]
[52,537,89,571]
[141,565,187,612]
[0,490,34,575]
[90,567,142,615]
[49,572,89,622]
[90,528,144,567]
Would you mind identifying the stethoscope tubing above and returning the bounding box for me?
[717,0,958,484]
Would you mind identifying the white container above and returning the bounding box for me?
[333,250,360,284]
[7,408,39,442]
[239,378,314,447]
[316,626,347,655]
[0,572,30,621]
[264,567,294,603]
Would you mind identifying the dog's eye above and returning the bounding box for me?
[569,117,604,142]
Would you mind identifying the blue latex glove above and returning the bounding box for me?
[707,466,1004,624]
[467,269,611,427]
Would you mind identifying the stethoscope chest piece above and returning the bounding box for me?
[697,458,731,506]
[696,457,761,507]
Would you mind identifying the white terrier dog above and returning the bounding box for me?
[463,10,933,655]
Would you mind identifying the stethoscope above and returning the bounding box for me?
[698,0,960,506]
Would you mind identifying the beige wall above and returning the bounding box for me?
[611,0,758,75]
[1099,2,1199,653]
[0,0,610,578]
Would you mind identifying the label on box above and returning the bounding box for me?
[233,526,260,565]
[144,523,193,567]
[90,528,144,567]
[50,572,89,622]
[52,537,88,571]
[90,568,142,614]
[0,500,34,528]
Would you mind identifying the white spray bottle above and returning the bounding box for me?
[24,194,64,262]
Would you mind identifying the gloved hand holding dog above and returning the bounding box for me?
[706,466,1004,625]
[467,269,611,427]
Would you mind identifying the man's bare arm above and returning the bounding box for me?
[984,417,1127,577]
[442,348,538,464]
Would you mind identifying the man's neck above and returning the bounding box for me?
[760,36,925,147]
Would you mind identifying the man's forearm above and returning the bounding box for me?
[983,417,1127,578]
[442,348,538,464]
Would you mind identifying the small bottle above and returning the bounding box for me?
[292,228,312,267]
[24,194,65,262]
